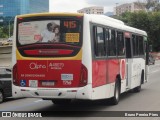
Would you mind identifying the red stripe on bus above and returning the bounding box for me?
[92,59,120,88]
[16,60,82,88]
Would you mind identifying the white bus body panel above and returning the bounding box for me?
[92,83,115,100]
[12,84,93,99]
[126,58,145,90]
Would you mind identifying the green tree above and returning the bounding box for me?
[148,12,160,51]
[0,26,8,38]
[0,23,14,38]
[144,0,160,11]
[113,11,160,51]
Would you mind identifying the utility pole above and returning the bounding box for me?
[115,3,119,16]
[8,17,14,38]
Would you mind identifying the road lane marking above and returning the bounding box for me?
[152,70,160,73]
[149,70,160,74]
[34,99,43,103]
[0,99,46,111]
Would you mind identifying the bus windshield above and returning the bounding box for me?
[17,16,83,46]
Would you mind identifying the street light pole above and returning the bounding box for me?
[8,17,14,38]
[115,3,119,16]
[9,20,10,38]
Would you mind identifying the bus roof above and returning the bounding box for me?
[16,12,84,18]
[85,14,147,36]
[16,12,147,36]
[89,14,125,25]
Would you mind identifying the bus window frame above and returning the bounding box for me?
[131,33,145,58]
[90,22,127,60]
[16,16,83,47]
[16,16,83,58]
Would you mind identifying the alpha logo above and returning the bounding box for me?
[29,62,46,70]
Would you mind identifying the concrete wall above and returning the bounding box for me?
[0,46,12,67]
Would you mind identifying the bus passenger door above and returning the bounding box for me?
[125,34,132,90]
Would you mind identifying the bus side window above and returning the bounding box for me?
[136,35,139,56]
[108,29,116,56]
[132,35,139,56]
[93,26,106,57]
[117,31,125,56]
[125,37,132,58]
[105,28,109,56]
[93,26,98,56]
[138,36,144,55]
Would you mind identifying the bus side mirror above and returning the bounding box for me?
[149,45,152,52]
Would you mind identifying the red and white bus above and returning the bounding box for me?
[12,13,149,105]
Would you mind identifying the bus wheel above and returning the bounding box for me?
[0,90,4,103]
[110,80,120,105]
[52,99,71,105]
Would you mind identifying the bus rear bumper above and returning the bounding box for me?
[12,84,92,100]
[12,84,23,98]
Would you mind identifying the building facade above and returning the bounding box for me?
[0,0,49,17]
[114,2,146,16]
[77,6,104,15]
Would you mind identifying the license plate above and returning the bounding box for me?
[29,80,38,87]
[61,74,73,80]
[0,68,6,74]
[41,81,55,86]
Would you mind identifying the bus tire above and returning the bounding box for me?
[52,99,71,105]
[110,79,120,105]
[0,90,4,103]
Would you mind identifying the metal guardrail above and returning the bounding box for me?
[0,38,8,41]
[0,46,12,67]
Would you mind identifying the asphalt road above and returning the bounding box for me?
[0,61,160,119]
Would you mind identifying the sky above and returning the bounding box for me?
[49,0,140,13]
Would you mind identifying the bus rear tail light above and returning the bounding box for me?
[13,64,18,86]
[24,49,73,56]
[18,18,23,20]
[79,64,88,87]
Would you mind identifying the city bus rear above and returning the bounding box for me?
[12,13,91,100]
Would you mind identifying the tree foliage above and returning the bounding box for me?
[114,11,160,51]
[0,17,14,39]
[0,24,13,39]
[145,0,160,11]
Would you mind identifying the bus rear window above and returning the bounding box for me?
[17,17,83,46]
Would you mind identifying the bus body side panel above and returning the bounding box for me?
[76,15,93,99]
[128,58,145,89]
[92,59,120,100]
[12,17,23,98]
[119,59,127,93]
